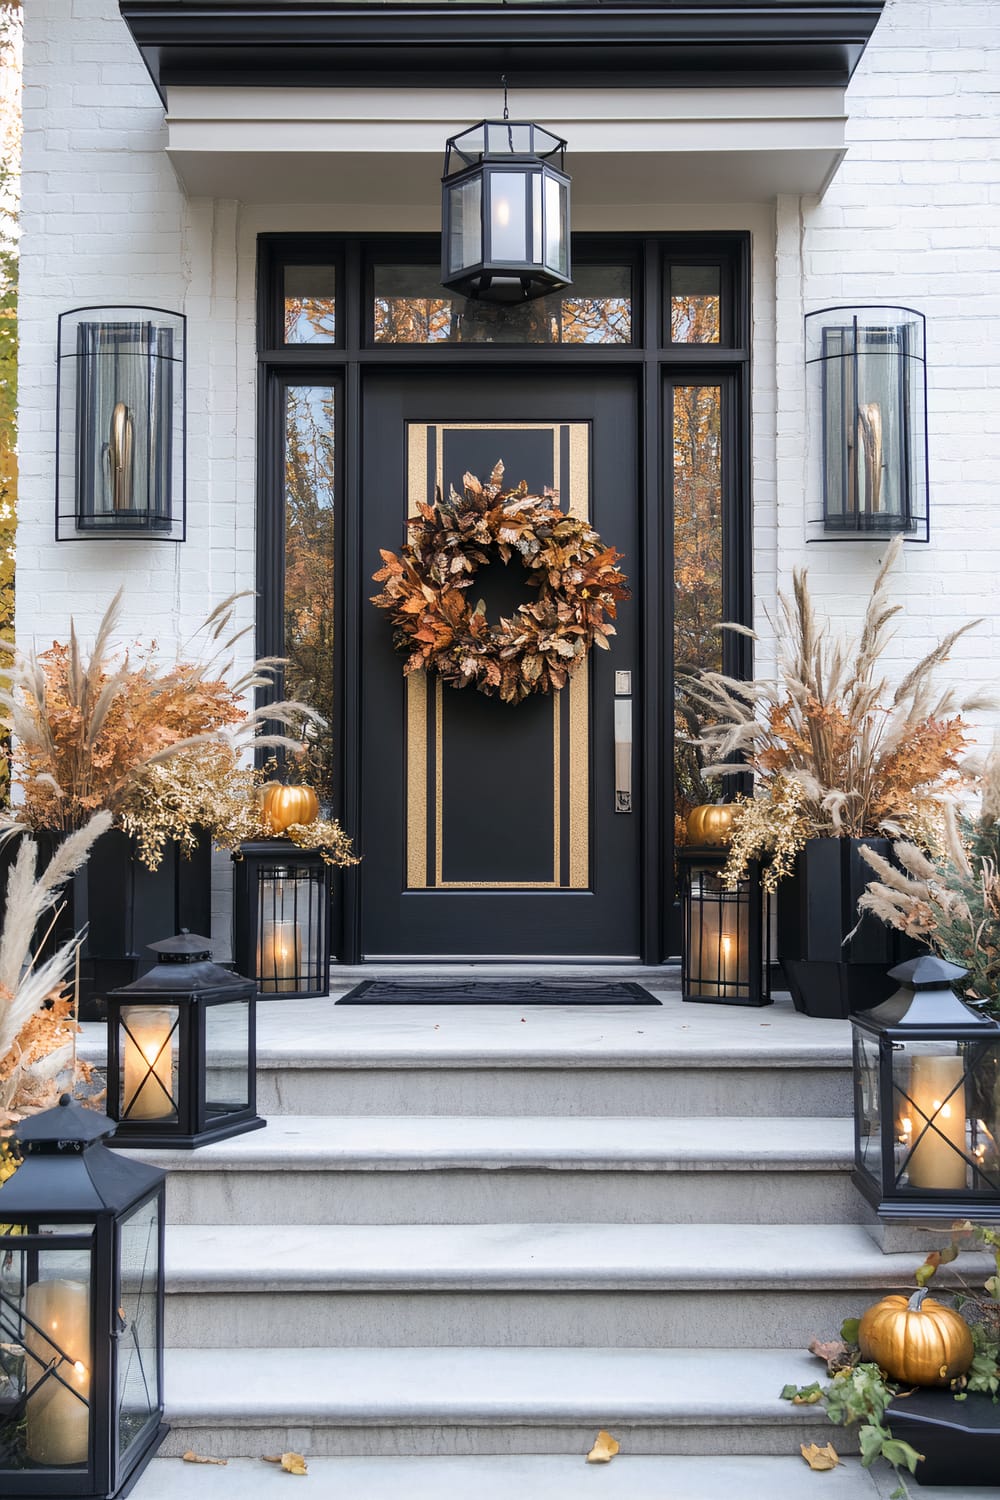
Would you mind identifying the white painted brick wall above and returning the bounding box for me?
[17,0,1000,933]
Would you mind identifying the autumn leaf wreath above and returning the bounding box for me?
[371,462,629,704]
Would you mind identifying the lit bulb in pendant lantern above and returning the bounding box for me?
[441,82,571,304]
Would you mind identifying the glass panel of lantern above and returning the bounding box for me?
[106,933,263,1150]
[56,306,186,542]
[679,845,771,1007]
[232,842,332,1001]
[851,955,1000,1223]
[0,1097,167,1500]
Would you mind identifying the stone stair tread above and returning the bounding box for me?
[132,1453,908,1499]
[164,1220,972,1290]
[139,1113,853,1170]
[82,988,851,1069]
[163,1346,830,1426]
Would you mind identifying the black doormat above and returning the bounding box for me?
[336,980,661,1006]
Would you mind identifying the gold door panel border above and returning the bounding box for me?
[406,421,590,890]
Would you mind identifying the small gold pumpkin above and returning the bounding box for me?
[858,1289,974,1387]
[686,803,736,847]
[259,783,320,836]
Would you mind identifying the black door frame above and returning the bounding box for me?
[256,232,752,963]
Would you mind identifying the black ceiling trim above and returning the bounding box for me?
[119,3,885,103]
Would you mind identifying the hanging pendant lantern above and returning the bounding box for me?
[441,79,571,305]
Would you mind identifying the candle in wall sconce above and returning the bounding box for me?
[24,1277,91,1466]
[259,920,302,994]
[902,1053,968,1191]
[122,1007,175,1121]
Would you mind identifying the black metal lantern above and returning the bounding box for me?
[852,955,1000,1224]
[0,1096,167,1499]
[106,932,264,1149]
[805,304,928,542]
[233,841,331,1000]
[441,108,571,304]
[679,846,771,1007]
[56,306,186,541]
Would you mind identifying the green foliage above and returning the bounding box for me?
[781,1364,923,1492]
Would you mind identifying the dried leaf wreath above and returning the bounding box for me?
[370,462,629,704]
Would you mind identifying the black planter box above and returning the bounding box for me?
[0,828,212,1021]
[888,1389,1000,1486]
[777,837,920,1018]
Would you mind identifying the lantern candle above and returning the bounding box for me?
[25,1277,91,1466]
[902,1053,968,1190]
[259,920,301,994]
[122,1007,174,1121]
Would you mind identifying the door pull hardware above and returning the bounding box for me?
[614,697,632,813]
[615,670,632,696]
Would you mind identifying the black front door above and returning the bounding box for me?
[360,371,640,959]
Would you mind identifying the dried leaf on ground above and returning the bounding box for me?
[585,1430,621,1463]
[262,1452,308,1475]
[182,1450,228,1466]
[801,1441,840,1471]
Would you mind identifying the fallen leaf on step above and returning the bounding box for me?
[586,1430,621,1463]
[801,1442,840,1471]
[182,1450,228,1466]
[261,1453,309,1474]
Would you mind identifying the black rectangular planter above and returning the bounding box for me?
[0,828,212,1021]
[888,1390,1000,1486]
[776,837,920,1018]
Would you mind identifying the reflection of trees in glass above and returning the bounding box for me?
[671,295,720,344]
[372,266,631,346]
[673,383,723,840]
[284,387,336,806]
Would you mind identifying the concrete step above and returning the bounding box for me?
[146,1114,858,1226]
[84,989,854,1119]
[157,1345,839,1458]
[133,1452,943,1500]
[163,1221,955,1349]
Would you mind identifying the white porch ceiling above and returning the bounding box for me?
[163,85,849,204]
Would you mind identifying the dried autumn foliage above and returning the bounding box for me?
[0,591,319,858]
[691,538,985,881]
[371,462,629,705]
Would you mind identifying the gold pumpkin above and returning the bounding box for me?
[686,803,736,847]
[858,1289,974,1387]
[259,783,320,835]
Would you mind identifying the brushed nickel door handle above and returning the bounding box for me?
[614,695,632,813]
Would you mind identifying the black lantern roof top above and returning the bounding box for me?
[445,120,567,174]
[119,2,885,102]
[853,954,1000,1035]
[0,1096,165,1218]
[110,931,257,1001]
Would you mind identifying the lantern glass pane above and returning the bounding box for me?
[119,1005,179,1124]
[485,121,534,154]
[892,1041,974,1193]
[205,997,252,1116]
[532,173,543,263]
[685,865,750,1000]
[0,1229,95,1473]
[545,175,568,277]
[256,863,329,995]
[75,320,176,529]
[488,172,529,264]
[448,178,481,274]
[854,1029,882,1184]
[117,1196,161,1463]
[965,1038,1000,1190]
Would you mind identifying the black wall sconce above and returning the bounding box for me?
[441,80,571,305]
[56,306,186,541]
[805,305,928,542]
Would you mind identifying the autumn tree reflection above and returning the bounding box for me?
[284,387,336,805]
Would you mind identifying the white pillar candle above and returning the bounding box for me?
[25,1277,91,1466]
[904,1054,968,1191]
[259,920,301,994]
[122,1006,175,1120]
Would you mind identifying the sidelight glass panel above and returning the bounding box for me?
[672,385,724,839]
[669,265,721,344]
[372,263,631,345]
[284,265,337,343]
[284,387,336,804]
